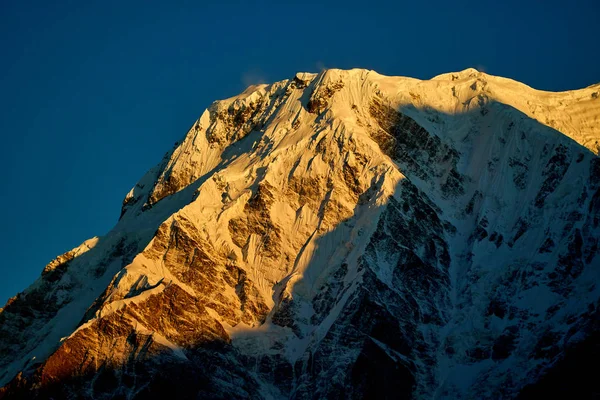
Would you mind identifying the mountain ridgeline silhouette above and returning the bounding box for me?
[1,68,599,399]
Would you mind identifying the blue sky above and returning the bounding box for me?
[0,0,598,305]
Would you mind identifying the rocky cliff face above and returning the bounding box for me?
[1,68,599,399]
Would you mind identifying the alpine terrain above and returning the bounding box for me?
[1,68,599,399]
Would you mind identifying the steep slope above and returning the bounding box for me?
[1,68,599,399]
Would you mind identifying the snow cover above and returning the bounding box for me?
[1,67,599,399]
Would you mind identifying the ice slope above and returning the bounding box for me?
[0,68,599,399]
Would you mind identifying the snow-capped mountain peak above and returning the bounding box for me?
[1,68,599,399]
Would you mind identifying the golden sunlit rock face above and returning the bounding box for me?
[1,68,599,399]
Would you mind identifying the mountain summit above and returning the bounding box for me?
[1,68,599,399]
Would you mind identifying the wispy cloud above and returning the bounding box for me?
[241,69,267,87]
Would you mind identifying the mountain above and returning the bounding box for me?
[1,68,599,399]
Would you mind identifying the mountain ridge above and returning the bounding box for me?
[1,68,599,399]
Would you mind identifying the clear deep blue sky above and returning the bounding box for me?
[1,0,598,305]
